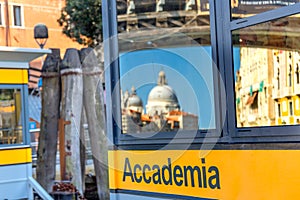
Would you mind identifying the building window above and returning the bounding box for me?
[278,103,281,118]
[277,68,280,89]
[13,5,23,27]
[288,64,292,87]
[296,64,299,84]
[289,101,293,116]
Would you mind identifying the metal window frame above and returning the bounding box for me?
[102,0,224,147]
[103,0,300,147]
[223,1,300,139]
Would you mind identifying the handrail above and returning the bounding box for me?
[28,177,53,200]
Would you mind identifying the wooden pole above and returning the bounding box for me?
[80,47,109,199]
[60,48,84,194]
[58,118,70,180]
[80,107,86,192]
[36,48,61,192]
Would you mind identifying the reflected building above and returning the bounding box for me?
[116,0,211,52]
[235,47,275,127]
[272,50,300,125]
[121,71,198,133]
[235,47,300,127]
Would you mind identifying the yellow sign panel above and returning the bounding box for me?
[0,147,32,166]
[109,150,300,199]
[0,69,28,84]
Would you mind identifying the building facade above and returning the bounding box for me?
[0,0,83,87]
[235,47,300,127]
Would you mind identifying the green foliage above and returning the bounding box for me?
[58,0,102,47]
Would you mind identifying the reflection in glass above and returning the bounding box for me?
[119,47,215,134]
[121,70,199,133]
[117,0,210,51]
[233,14,300,127]
[231,0,299,20]
[0,89,23,144]
[117,0,214,133]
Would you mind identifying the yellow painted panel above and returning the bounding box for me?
[289,116,294,124]
[280,98,289,117]
[294,96,300,116]
[0,147,31,165]
[277,118,282,125]
[0,69,28,84]
[109,150,300,200]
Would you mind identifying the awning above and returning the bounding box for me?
[246,91,258,105]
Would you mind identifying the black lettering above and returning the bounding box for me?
[134,164,142,183]
[143,164,151,184]
[123,157,134,182]
[173,165,183,186]
[162,158,173,185]
[123,157,221,189]
[208,166,221,189]
[152,165,162,184]
[201,158,207,188]
[183,166,202,187]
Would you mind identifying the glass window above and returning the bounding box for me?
[231,0,300,20]
[13,5,22,27]
[116,0,216,134]
[0,89,23,144]
[232,13,300,127]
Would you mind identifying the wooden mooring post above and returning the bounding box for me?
[60,48,84,194]
[80,47,109,199]
[58,118,70,181]
[36,49,61,193]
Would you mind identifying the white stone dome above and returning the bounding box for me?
[126,86,143,109]
[148,85,178,104]
[128,94,143,107]
[146,70,180,116]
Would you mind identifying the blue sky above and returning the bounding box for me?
[119,46,217,129]
[233,47,241,80]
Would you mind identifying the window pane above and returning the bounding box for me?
[117,0,215,134]
[231,0,300,20]
[13,6,22,26]
[0,89,23,144]
[233,14,300,127]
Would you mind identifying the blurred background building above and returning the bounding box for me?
[0,0,83,88]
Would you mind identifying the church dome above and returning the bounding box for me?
[147,70,179,104]
[148,85,178,103]
[127,86,143,107]
[128,94,143,107]
[146,71,180,116]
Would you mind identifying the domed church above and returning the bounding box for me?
[121,70,198,133]
[146,71,180,117]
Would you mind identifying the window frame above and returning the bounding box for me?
[103,1,300,147]
[223,2,300,139]
[103,0,225,146]
[11,4,24,28]
[0,84,28,147]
